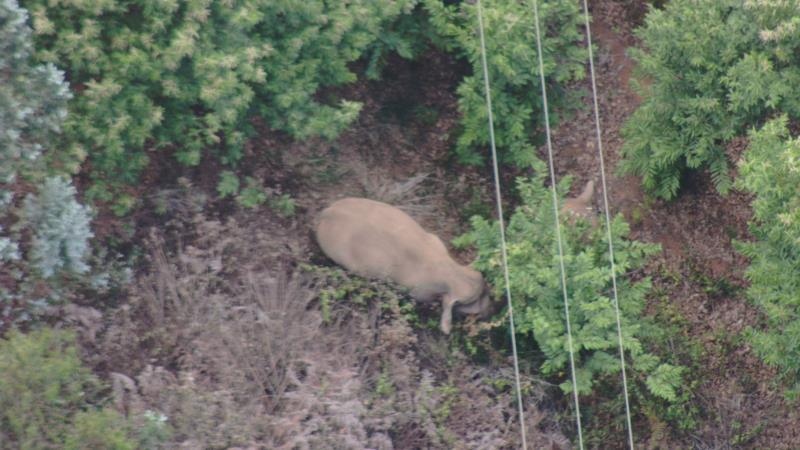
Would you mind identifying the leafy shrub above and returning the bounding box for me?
[25,0,418,209]
[363,3,440,80]
[64,409,136,450]
[735,116,800,396]
[423,0,585,166]
[456,173,682,400]
[270,193,296,218]
[620,0,800,199]
[0,1,93,320]
[0,328,137,449]
[235,176,268,209]
[0,231,20,263]
[22,176,93,278]
[0,0,71,183]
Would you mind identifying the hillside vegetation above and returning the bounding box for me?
[2,0,800,447]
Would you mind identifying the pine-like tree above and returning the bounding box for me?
[1,0,92,280]
[424,0,585,167]
[0,0,70,183]
[621,0,800,199]
[457,172,683,401]
[736,116,800,397]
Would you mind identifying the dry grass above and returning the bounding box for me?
[96,215,567,448]
[100,220,384,447]
[360,172,442,219]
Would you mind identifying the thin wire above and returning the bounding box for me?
[580,1,635,448]
[529,0,584,448]
[475,1,528,448]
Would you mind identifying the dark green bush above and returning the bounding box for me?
[620,0,800,199]
[424,0,585,167]
[456,173,682,400]
[735,116,800,397]
[23,0,418,211]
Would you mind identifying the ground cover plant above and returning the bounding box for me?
[0,328,153,449]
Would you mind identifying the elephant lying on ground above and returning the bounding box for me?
[315,197,492,334]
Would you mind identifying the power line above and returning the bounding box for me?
[580,0,635,447]
[529,0,585,447]
[475,1,528,448]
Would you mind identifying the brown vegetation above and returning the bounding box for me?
[89,211,568,448]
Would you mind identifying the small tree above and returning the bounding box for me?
[423,0,585,167]
[735,116,800,397]
[22,177,93,278]
[0,0,70,183]
[0,1,93,320]
[620,0,800,199]
[456,173,682,400]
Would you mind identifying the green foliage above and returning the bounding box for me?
[21,176,93,278]
[303,264,407,325]
[620,0,800,199]
[64,409,135,450]
[0,1,93,321]
[644,363,683,402]
[423,0,585,167]
[270,193,296,218]
[0,328,137,449]
[235,176,267,209]
[137,410,172,450]
[217,172,295,215]
[374,368,396,398]
[0,0,71,183]
[457,174,682,400]
[216,170,240,198]
[308,264,401,306]
[25,0,417,206]
[735,116,800,394]
[364,4,440,80]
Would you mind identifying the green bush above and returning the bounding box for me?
[64,409,136,450]
[423,0,585,166]
[735,116,800,396]
[22,177,93,278]
[0,328,137,449]
[0,1,93,311]
[0,0,71,183]
[620,0,800,199]
[456,173,682,400]
[24,0,418,210]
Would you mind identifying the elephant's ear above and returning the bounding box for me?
[410,282,448,302]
